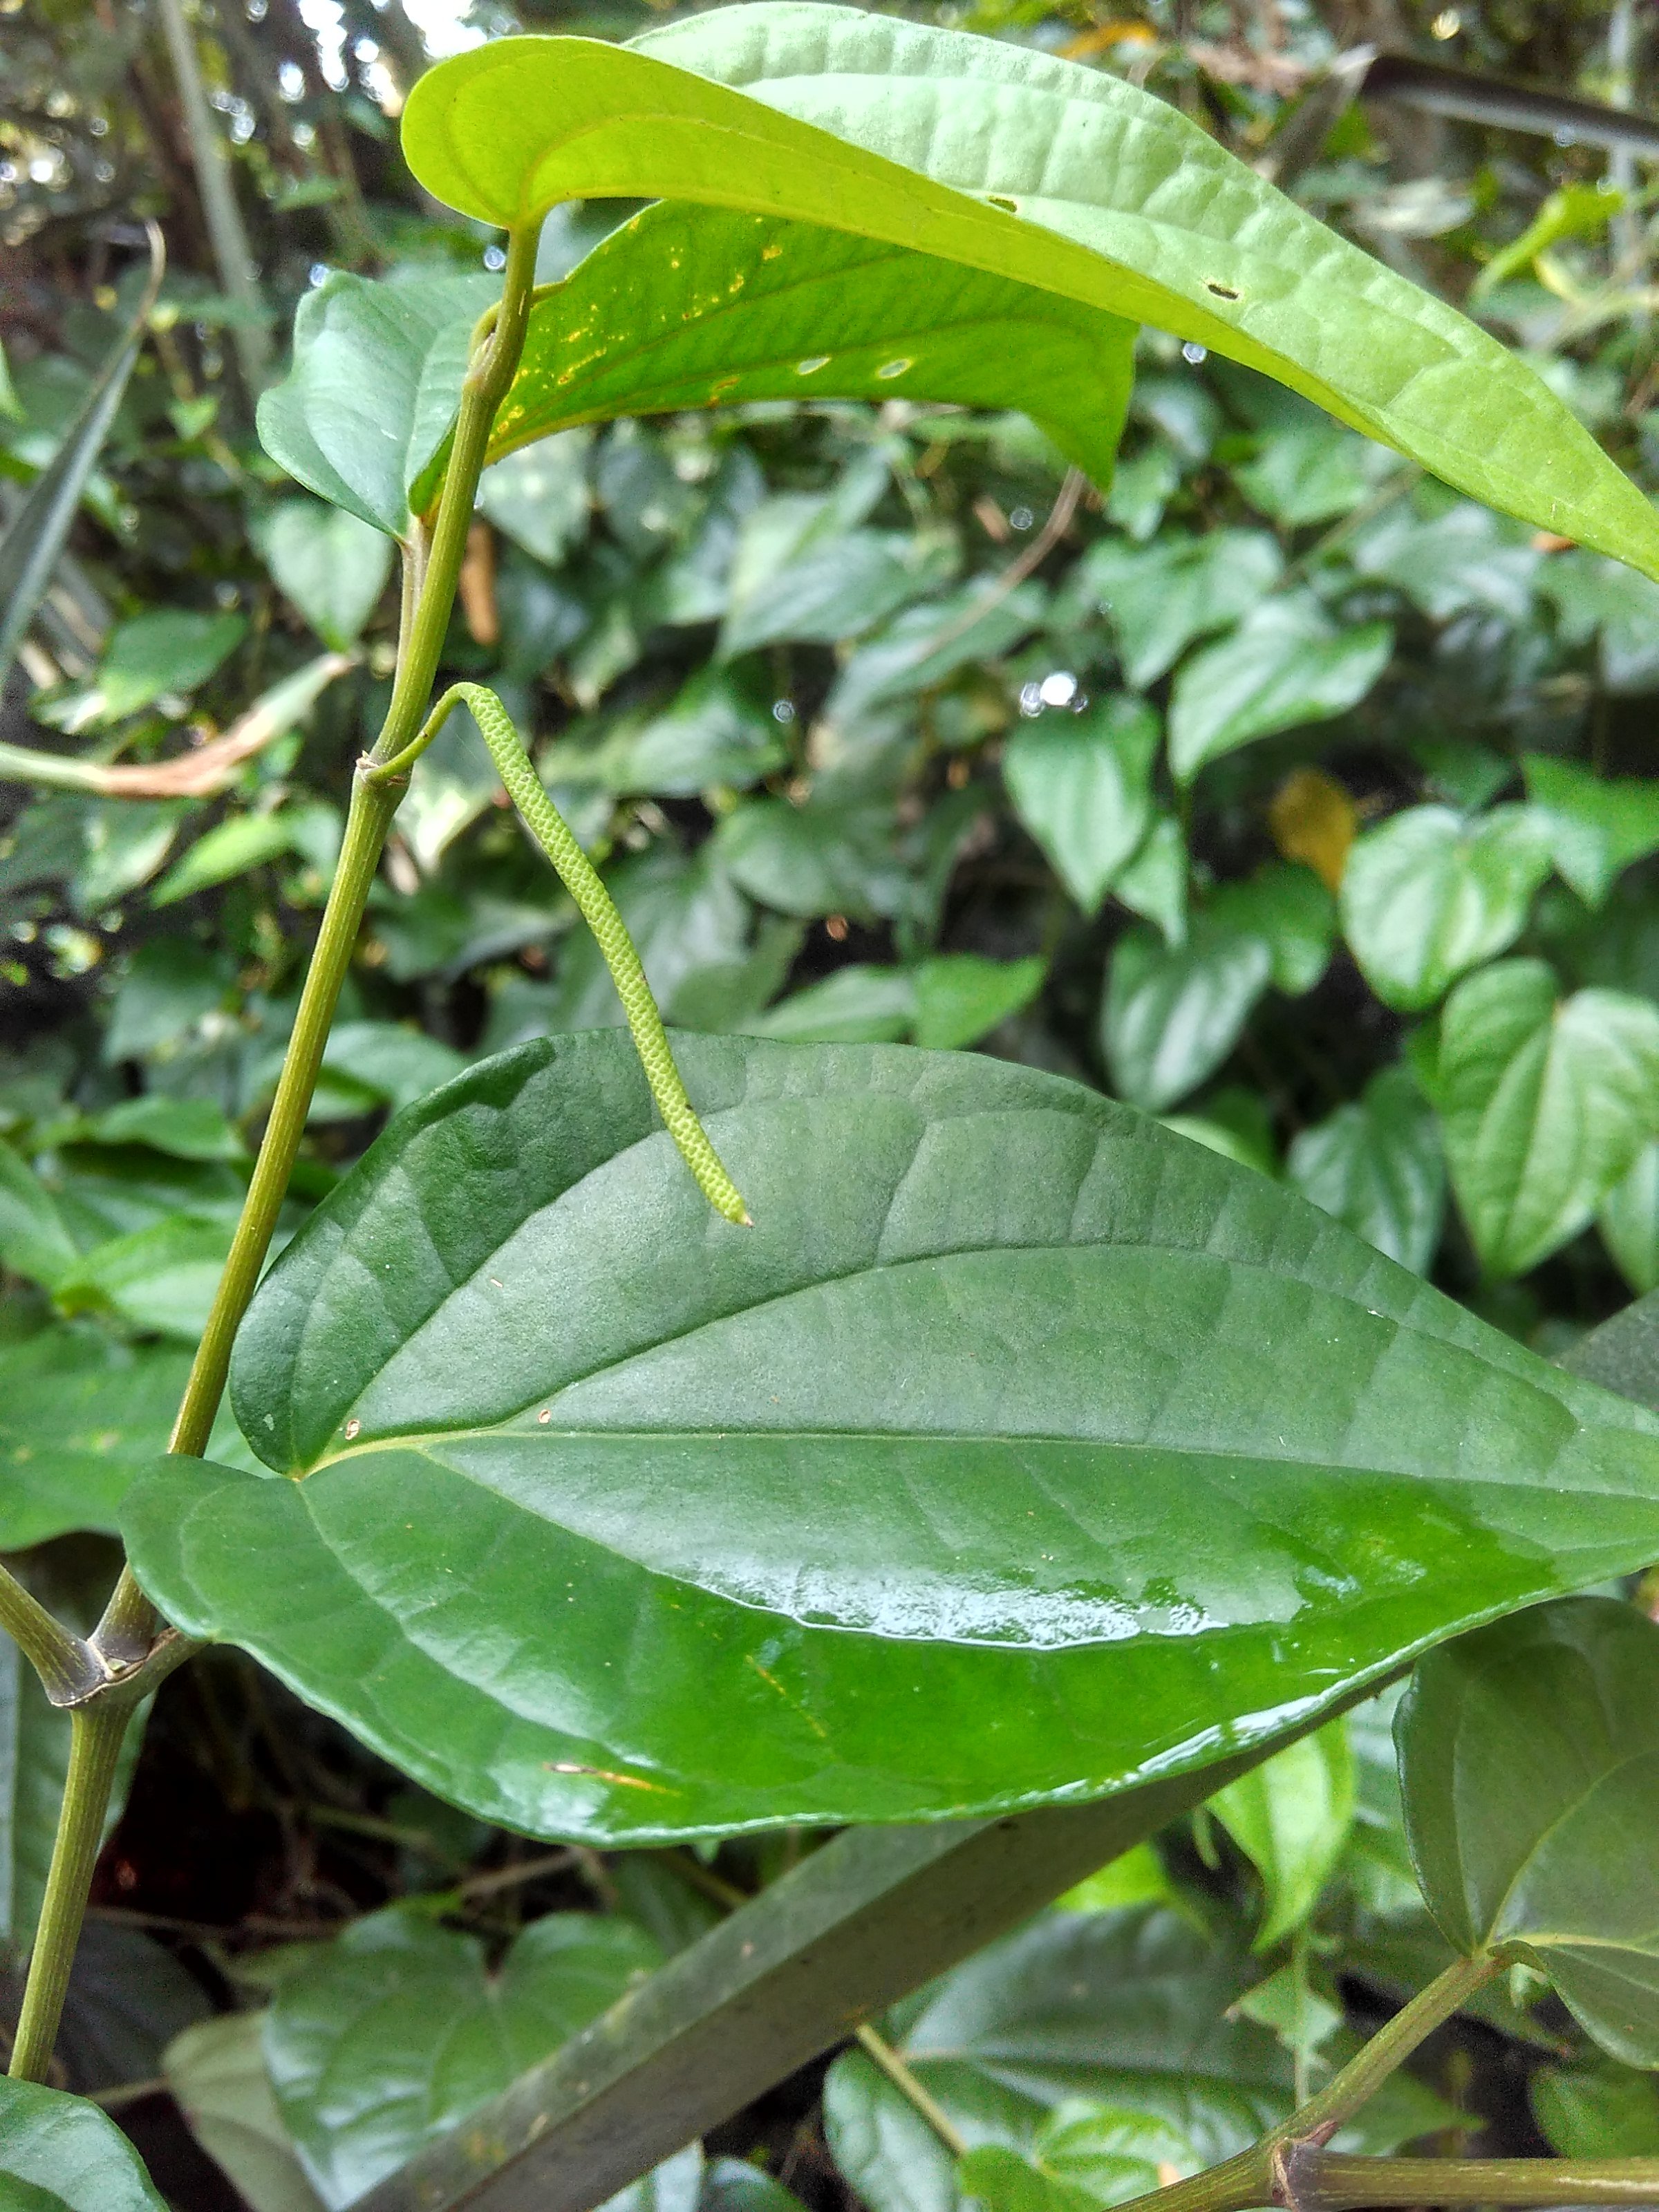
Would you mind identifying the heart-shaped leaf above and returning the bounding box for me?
[1167,599,1391,785]
[1340,806,1555,1011]
[256,272,497,536]
[401,8,1659,577]
[1432,958,1659,1280]
[1397,1595,1659,2065]
[265,1904,662,2208]
[958,2103,1196,2212]
[256,498,394,652]
[1003,697,1158,915]
[0,2078,167,2211]
[1081,532,1283,691]
[122,1033,1659,1843]
[1101,918,1271,1110]
[825,1906,1287,2212]
[1287,1067,1445,1275]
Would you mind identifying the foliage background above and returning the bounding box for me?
[6,0,1659,2200]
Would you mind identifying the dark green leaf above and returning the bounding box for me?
[1002,697,1158,915]
[120,1033,1659,1842]
[1339,805,1555,1012]
[701,2157,810,2212]
[478,434,591,568]
[543,671,786,797]
[1434,957,1659,1279]
[1168,599,1391,785]
[1209,863,1334,997]
[1349,501,1539,624]
[1563,1287,1659,1417]
[266,1904,662,2209]
[1287,1068,1445,1274]
[1235,419,1387,528]
[825,1906,1286,2212]
[1398,1595,1659,2064]
[401,10,1659,574]
[0,2078,167,2211]
[0,261,156,683]
[715,797,904,920]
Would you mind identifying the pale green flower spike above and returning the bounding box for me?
[370,682,751,1226]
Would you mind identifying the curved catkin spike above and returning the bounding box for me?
[373,684,751,1226]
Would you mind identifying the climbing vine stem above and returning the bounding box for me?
[8,227,541,2085]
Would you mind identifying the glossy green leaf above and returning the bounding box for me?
[1112,816,1188,945]
[1080,532,1283,690]
[715,796,904,920]
[121,1031,1659,1843]
[702,2157,811,2212]
[1564,1288,1659,1418]
[0,2078,167,2211]
[1398,1595,1659,2065]
[1523,754,1659,909]
[1002,697,1158,915]
[1168,598,1391,785]
[825,1906,1287,2212]
[1234,418,1388,529]
[165,2012,325,2212]
[400,8,1659,577]
[1339,805,1555,1012]
[1208,1722,1355,1951]
[722,514,944,660]
[0,1326,192,1547]
[1287,1067,1445,1274]
[1101,918,1271,1111]
[256,270,496,536]
[1433,957,1659,1280]
[257,498,394,652]
[1601,1141,1659,1296]
[494,203,1137,503]
[265,1903,662,2208]
[959,2103,1194,2212]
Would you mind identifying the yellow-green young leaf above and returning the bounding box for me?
[119,1034,1659,1844]
[1434,958,1659,1281]
[1208,1723,1356,1951]
[400,6,1659,574]
[1398,1596,1659,2067]
[0,2078,167,2210]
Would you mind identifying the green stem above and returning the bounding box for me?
[8,1700,135,2081]
[1273,1951,1500,2144]
[1280,2151,1659,2207]
[10,221,543,2090]
[853,2025,967,2159]
[0,1568,99,1706]
[368,684,751,1224]
[369,223,538,771]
